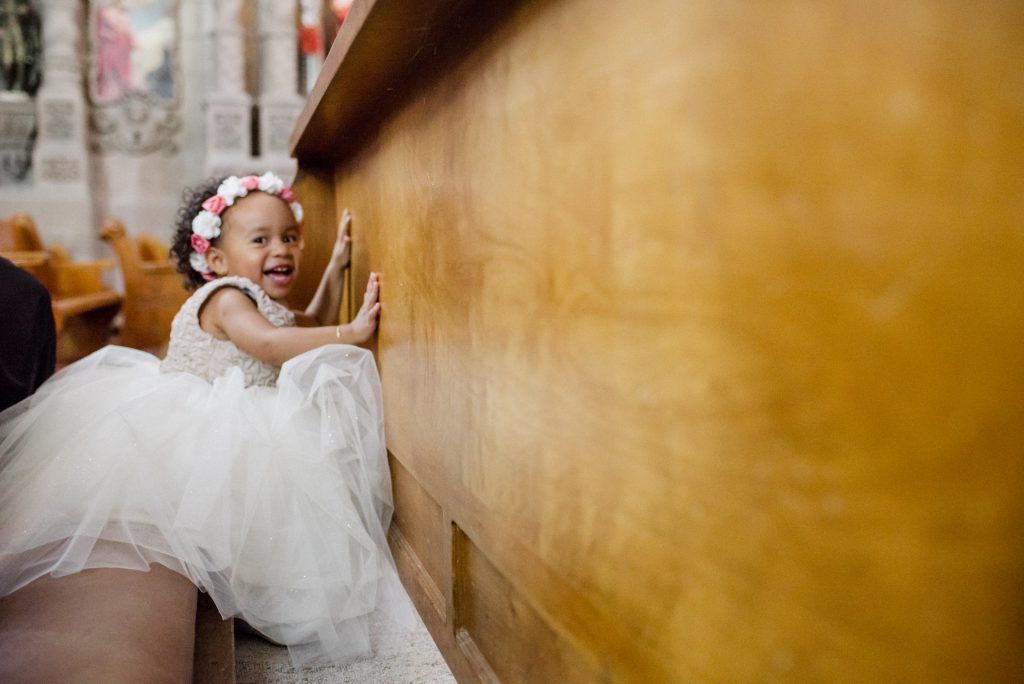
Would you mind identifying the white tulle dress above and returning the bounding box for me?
[0,276,411,665]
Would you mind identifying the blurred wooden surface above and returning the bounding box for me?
[293,1,1024,681]
[100,220,188,354]
[288,167,345,311]
[1,214,122,363]
[0,250,48,270]
[192,594,235,684]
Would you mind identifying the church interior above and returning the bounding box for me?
[0,0,1022,682]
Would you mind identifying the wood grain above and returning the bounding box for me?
[295,0,1024,681]
[192,594,235,684]
[2,214,122,362]
[100,220,188,354]
[290,167,342,309]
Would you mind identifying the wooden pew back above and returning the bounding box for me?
[292,2,1024,681]
[100,219,188,354]
[0,214,122,362]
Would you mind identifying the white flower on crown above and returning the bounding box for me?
[290,202,304,223]
[217,176,247,205]
[189,250,212,273]
[258,172,285,194]
[191,211,222,239]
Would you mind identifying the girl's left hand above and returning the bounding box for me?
[331,209,353,269]
[348,272,381,343]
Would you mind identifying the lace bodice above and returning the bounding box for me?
[160,276,295,387]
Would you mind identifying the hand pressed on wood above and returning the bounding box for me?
[348,272,380,344]
[330,209,353,270]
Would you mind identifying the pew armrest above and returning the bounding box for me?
[51,290,123,332]
[49,259,116,297]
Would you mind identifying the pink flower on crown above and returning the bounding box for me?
[280,187,295,203]
[240,175,260,191]
[190,233,210,254]
[201,194,227,216]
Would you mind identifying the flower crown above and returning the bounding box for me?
[188,172,304,280]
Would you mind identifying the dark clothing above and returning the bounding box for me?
[0,257,55,411]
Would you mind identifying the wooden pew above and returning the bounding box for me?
[192,594,235,684]
[100,219,188,355]
[289,1,1024,682]
[0,250,48,272]
[1,214,122,364]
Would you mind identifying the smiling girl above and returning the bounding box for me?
[0,172,409,670]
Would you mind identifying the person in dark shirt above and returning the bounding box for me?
[0,256,55,411]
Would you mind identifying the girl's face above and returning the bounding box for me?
[205,192,303,301]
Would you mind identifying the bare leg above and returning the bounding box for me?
[0,565,198,684]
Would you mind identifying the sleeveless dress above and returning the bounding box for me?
[0,276,411,665]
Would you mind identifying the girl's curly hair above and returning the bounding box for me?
[169,176,226,290]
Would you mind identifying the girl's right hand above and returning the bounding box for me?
[330,209,353,270]
[348,272,381,343]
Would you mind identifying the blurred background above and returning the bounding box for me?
[0,0,351,259]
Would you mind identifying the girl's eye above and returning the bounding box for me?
[283,234,296,243]
[252,237,266,244]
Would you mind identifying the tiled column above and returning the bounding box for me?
[299,0,326,94]
[205,0,253,177]
[29,0,93,255]
[32,0,89,188]
[257,0,303,181]
[177,0,211,184]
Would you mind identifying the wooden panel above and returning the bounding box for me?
[389,455,447,622]
[452,524,597,683]
[290,167,341,309]
[192,594,234,684]
[294,0,1024,681]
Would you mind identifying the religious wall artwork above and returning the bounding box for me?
[0,0,42,96]
[0,0,41,184]
[88,0,181,154]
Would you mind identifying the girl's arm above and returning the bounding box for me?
[301,209,353,326]
[202,274,381,367]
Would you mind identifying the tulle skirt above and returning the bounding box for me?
[0,345,413,666]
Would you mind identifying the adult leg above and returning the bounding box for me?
[0,565,198,684]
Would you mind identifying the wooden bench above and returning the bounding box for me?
[193,594,235,684]
[291,1,1024,681]
[0,250,48,271]
[1,214,122,364]
[100,219,188,355]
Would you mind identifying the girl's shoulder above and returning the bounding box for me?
[188,276,294,328]
[192,275,261,304]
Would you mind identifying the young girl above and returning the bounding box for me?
[0,173,409,667]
